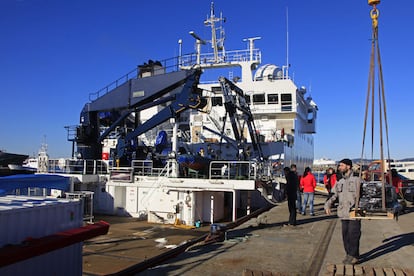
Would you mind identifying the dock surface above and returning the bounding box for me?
[138,195,414,276]
[84,195,414,275]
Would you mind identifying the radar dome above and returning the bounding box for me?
[254,64,283,81]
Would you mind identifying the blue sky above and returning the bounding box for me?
[1,0,413,161]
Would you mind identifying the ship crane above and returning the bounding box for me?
[218,76,264,161]
[74,68,207,163]
[217,77,280,204]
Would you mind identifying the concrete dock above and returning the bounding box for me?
[137,195,414,276]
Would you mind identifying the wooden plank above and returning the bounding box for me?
[326,263,336,273]
[383,267,395,275]
[335,264,345,276]
[373,267,385,275]
[402,268,414,276]
[393,269,405,276]
[354,266,364,275]
[364,266,376,276]
[344,264,354,275]
[349,210,394,220]
[242,269,254,276]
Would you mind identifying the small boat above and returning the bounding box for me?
[0,150,31,176]
[0,150,28,167]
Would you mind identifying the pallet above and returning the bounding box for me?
[349,210,395,220]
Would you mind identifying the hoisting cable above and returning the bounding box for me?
[357,0,392,213]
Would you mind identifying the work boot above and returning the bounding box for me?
[350,257,359,265]
[343,255,358,265]
[342,255,352,264]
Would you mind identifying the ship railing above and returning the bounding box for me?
[131,160,155,176]
[46,159,110,175]
[249,104,295,114]
[180,48,261,68]
[209,160,257,180]
[65,191,94,223]
[130,159,172,177]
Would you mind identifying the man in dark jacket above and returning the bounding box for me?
[284,167,298,226]
[291,164,302,212]
[325,158,361,265]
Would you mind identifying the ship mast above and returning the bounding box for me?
[204,2,226,63]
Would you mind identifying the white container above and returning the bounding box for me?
[0,195,84,276]
[0,195,83,247]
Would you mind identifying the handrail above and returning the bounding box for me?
[45,158,265,182]
[209,160,257,180]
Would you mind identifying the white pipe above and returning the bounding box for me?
[196,41,201,64]
[178,39,182,67]
[171,119,178,177]
[189,192,195,226]
[210,195,214,223]
[232,191,237,221]
[247,191,251,215]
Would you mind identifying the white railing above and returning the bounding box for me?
[66,191,94,223]
[46,159,111,175]
[180,48,261,68]
[45,158,269,182]
[209,160,257,180]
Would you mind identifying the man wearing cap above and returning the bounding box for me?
[325,158,361,265]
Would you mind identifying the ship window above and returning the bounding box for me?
[307,109,314,123]
[211,86,222,93]
[268,94,279,104]
[281,93,292,111]
[212,96,223,106]
[253,94,265,105]
[245,95,251,103]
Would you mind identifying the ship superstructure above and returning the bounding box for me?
[40,3,317,226]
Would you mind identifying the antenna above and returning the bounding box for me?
[286,6,289,78]
[189,31,206,64]
[242,37,261,61]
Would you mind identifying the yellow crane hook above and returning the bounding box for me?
[368,0,380,29]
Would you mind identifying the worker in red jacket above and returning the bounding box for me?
[323,167,337,199]
[387,169,403,195]
[300,167,317,216]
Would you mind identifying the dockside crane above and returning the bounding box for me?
[355,0,398,217]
